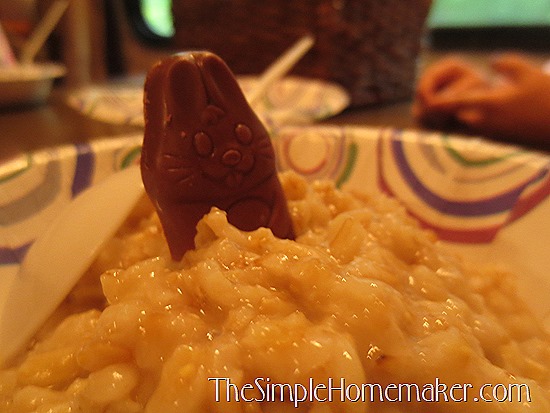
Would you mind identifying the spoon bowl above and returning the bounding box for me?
[0,165,144,366]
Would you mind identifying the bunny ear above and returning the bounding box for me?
[165,53,209,129]
[143,59,172,170]
[199,52,253,113]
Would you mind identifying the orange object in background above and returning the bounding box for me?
[414,53,550,145]
[0,0,36,57]
[0,23,17,66]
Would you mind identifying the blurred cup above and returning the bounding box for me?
[171,0,432,107]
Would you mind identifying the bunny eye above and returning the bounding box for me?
[193,132,214,157]
[235,124,253,145]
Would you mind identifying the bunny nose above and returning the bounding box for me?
[222,149,242,166]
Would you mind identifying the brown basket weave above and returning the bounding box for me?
[172,0,432,107]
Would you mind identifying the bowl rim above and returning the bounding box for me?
[0,62,66,83]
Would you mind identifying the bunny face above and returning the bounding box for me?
[142,52,276,204]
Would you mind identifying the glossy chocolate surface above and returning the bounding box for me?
[141,52,295,260]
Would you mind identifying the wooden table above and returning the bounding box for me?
[0,88,142,162]
[0,86,421,163]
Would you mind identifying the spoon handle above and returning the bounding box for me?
[20,0,70,65]
[247,34,315,107]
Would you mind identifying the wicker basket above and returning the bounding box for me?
[172,0,432,107]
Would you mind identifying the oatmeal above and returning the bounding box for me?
[0,172,548,412]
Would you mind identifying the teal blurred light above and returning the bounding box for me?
[140,0,174,37]
[428,0,550,28]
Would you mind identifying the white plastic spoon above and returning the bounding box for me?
[0,165,143,366]
[247,34,314,107]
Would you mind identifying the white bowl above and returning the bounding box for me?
[0,127,549,340]
[0,62,65,107]
[65,75,350,127]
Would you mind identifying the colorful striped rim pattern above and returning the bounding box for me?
[1,127,549,268]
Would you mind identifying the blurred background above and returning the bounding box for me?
[1,0,550,157]
[1,0,549,88]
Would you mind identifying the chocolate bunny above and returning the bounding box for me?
[141,52,295,260]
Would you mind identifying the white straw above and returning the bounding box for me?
[247,34,315,107]
[20,0,70,64]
